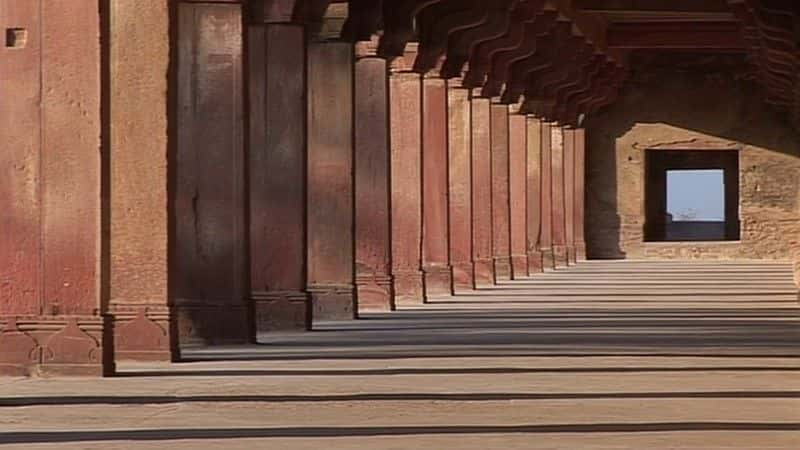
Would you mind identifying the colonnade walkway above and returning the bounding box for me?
[2,260,800,449]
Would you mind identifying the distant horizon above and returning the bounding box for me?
[667,169,725,222]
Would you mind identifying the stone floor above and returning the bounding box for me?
[2,260,800,449]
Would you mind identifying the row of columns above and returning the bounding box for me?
[0,1,587,375]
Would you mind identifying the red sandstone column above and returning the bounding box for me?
[422,77,453,298]
[574,128,587,260]
[448,83,475,292]
[491,104,513,280]
[539,121,555,270]
[307,41,356,321]
[175,3,248,345]
[248,14,310,333]
[526,117,544,274]
[0,0,111,376]
[109,0,175,361]
[390,49,425,305]
[354,41,393,312]
[550,125,568,267]
[509,112,529,279]
[564,128,577,265]
[471,95,496,286]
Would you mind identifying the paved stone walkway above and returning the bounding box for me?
[2,260,800,449]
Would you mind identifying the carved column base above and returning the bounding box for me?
[576,242,587,261]
[356,273,394,313]
[423,265,453,298]
[568,246,578,265]
[553,245,569,267]
[393,270,425,306]
[541,249,556,271]
[253,291,310,334]
[110,305,174,362]
[527,251,544,275]
[494,257,513,281]
[0,315,113,377]
[175,300,250,346]
[511,254,529,280]
[451,262,475,293]
[309,284,356,322]
[474,258,496,287]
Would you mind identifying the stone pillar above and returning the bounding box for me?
[550,125,568,267]
[354,42,393,313]
[108,0,175,361]
[574,128,587,260]
[390,51,425,305]
[471,95,496,286]
[175,3,249,345]
[307,41,356,321]
[491,104,513,280]
[248,14,310,333]
[526,117,544,274]
[448,84,475,292]
[421,77,453,298]
[564,128,577,265]
[509,113,529,279]
[0,0,111,376]
[539,121,555,270]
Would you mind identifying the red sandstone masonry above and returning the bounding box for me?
[471,95,496,286]
[509,113,529,279]
[390,49,425,305]
[422,77,454,298]
[491,104,513,280]
[448,84,475,292]
[354,42,394,313]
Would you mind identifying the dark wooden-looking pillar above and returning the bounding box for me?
[550,125,568,267]
[471,95,496,287]
[526,117,544,274]
[354,41,393,313]
[491,104,513,280]
[574,128,587,260]
[307,41,356,321]
[564,128,577,265]
[509,112,528,279]
[0,0,111,376]
[175,3,248,344]
[248,9,310,334]
[448,84,475,292]
[539,121,555,270]
[109,0,175,361]
[390,49,425,305]
[422,77,453,298]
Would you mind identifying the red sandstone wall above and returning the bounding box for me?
[585,55,800,260]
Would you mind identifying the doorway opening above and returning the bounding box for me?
[645,150,740,242]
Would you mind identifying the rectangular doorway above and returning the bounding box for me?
[645,150,740,242]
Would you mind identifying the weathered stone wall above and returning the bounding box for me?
[586,55,800,260]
